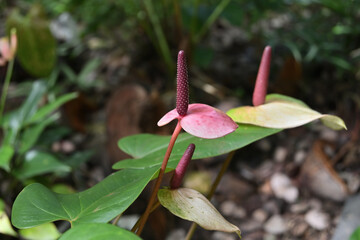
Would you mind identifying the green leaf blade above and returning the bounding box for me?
[59,223,141,240]
[158,188,241,237]
[12,183,71,228]
[19,223,60,240]
[114,125,281,169]
[12,168,158,229]
[227,94,347,131]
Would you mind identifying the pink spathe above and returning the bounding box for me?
[0,29,17,66]
[158,103,238,139]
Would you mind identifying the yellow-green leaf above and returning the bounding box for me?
[0,200,17,237]
[158,188,241,237]
[19,223,60,240]
[227,94,346,130]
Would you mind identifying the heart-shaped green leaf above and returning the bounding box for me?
[6,5,56,77]
[59,223,141,240]
[158,188,241,237]
[19,223,60,240]
[113,124,281,170]
[12,167,158,228]
[227,94,346,130]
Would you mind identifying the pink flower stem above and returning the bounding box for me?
[0,57,15,122]
[136,120,183,236]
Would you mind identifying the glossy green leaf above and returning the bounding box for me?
[265,94,308,107]
[158,188,241,237]
[227,94,347,130]
[113,124,281,169]
[27,92,78,124]
[0,145,14,171]
[19,114,59,154]
[6,5,56,77]
[59,223,141,240]
[0,199,17,237]
[13,150,71,180]
[19,223,60,240]
[12,167,158,228]
[351,227,360,240]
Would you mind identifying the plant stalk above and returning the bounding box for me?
[112,213,123,226]
[136,121,182,236]
[0,58,15,122]
[193,0,231,44]
[144,0,174,73]
[131,200,160,232]
[185,150,236,240]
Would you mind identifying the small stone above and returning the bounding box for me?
[116,214,139,230]
[61,140,75,153]
[52,142,61,152]
[166,229,185,240]
[259,180,272,195]
[308,199,322,210]
[339,172,360,193]
[291,222,308,237]
[254,161,274,182]
[264,215,288,235]
[239,219,262,232]
[263,233,277,240]
[252,209,268,223]
[274,147,287,162]
[294,150,307,164]
[211,232,236,240]
[263,200,281,215]
[257,139,271,152]
[320,127,338,141]
[290,202,309,213]
[305,209,330,230]
[270,173,299,203]
[287,215,308,237]
[220,201,246,219]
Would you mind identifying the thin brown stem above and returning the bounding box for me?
[136,121,183,236]
[131,200,161,232]
[185,150,236,240]
[112,213,122,226]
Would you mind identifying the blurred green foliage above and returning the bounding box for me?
[6,4,57,77]
[18,0,359,81]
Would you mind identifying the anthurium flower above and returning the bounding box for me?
[0,29,17,66]
[158,50,238,139]
[227,46,347,131]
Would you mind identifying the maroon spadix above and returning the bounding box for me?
[176,50,189,116]
[252,46,272,106]
[170,143,195,189]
